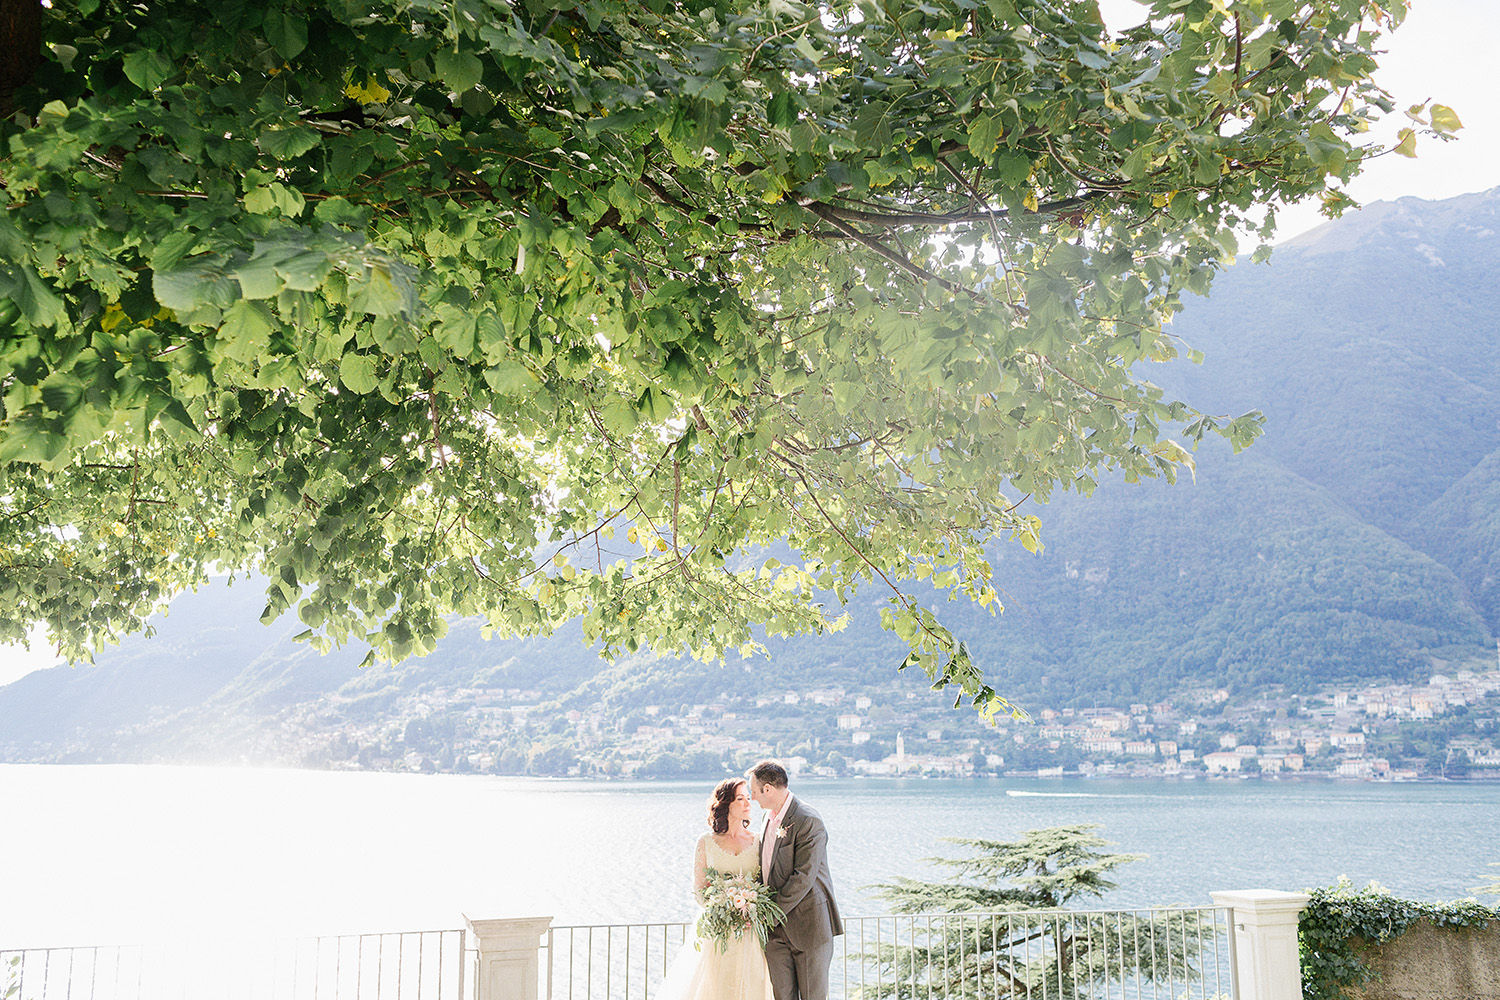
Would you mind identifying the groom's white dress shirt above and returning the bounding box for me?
[761,791,794,878]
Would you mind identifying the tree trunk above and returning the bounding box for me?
[0,0,43,120]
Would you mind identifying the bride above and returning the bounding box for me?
[657,777,777,1000]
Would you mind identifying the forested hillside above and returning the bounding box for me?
[1162,188,1500,540]
[1412,451,1500,632]
[5,190,1500,754]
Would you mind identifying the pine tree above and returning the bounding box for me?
[857,825,1216,1000]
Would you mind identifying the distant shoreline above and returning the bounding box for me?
[8,760,1498,784]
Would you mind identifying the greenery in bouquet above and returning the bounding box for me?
[697,870,785,953]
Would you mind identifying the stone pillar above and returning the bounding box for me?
[1211,890,1310,1000]
[465,915,553,1000]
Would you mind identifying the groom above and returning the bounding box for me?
[749,760,842,1000]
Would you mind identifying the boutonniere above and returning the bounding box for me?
[775,826,788,840]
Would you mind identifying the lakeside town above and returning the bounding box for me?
[195,663,1500,782]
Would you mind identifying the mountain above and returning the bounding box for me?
[0,579,609,759]
[1410,449,1500,635]
[5,188,1500,758]
[1162,188,1500,541]
[0,580,306,748]
[964,446,1489,700]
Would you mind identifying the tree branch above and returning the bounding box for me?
[1042,135,1129,193]
[803,202,976,299]
[812,193,1101,229]
[0,0,41,119]
[770,449,946,648]
[639,175,769,234]
[1,497,50,521]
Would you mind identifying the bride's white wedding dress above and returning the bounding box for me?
[656,834,777,1000]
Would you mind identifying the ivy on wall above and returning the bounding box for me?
[1298,878,1499,1000]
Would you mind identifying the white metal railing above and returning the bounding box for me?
[1,928,474,1000]
[544,923,691,1000]
[543,906,1236,1000]
[1,908,1241,1000]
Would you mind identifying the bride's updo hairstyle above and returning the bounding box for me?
[707,778,745,834]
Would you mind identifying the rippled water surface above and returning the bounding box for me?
[3,765,1495,946]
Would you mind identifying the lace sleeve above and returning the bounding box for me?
[692,834,709,905]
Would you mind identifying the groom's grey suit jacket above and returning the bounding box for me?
[762,796,842,949]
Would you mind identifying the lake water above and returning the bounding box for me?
[3,764,1497,948]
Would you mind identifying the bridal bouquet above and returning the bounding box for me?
[696,871,785,952]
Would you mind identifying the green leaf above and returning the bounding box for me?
[1075,43,1110,70]
[150,230,201,274]
[259,126,321,160]
[162,397,198,433]
[854,102,896,147]
[1392,127,1417,158]
[40,375,83,415]
[244,183,307,218]
[339,353,379,394]
[434,312,477,358]
[485,360,536,395]
[262,9,309,60]
[823,160,868,194]
[153,260,237,314]
[49,44,79,73]
[684,76,728,103]
[313,197,373,229]
[348,262,414,317]
[216,300,275,363]
[1429,104,1462,134]
[798,175,837,201]
[967,112,1003,159]
[0,415,67,464]
[767,91,796,130]
[122,50,173,91]
[1120,144,1155,180]
[433,48,484,94]
[527,126,566,149]
[233,255,282,299]
[995,150,1032,187]
[599,397,638,436]
[275,250,334,292]
[0,264,67,327]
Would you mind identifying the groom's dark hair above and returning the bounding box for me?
[749,760,789,788]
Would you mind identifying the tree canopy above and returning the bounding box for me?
[0,0,1452,715]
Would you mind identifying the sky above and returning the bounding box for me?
[0,1,1494,688]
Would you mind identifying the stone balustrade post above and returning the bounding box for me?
[465,915,553,1000]
[1211,890,1310,1000]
